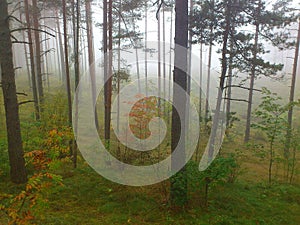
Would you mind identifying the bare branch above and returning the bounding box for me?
[10,28,55,38]
[223,97,249,103]
[12,41,32,45]
[224,85,262,92]
[19,100,36,106]
[16,92,28,96]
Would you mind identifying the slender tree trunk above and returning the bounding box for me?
[284,20,300,159]
[0,0,27,184]
[32,0,44,106]
[103,0,108,133]
[168,4,173,108]
[116,0,122,159]
[145,1,148,96]
[85,0,99,130]
[244,2,260,143]
[162,3,166,102]
[187,0,193,94]
[24,0,40,120]
[62,0,73,132]
[157,4,161,102]
[104,0,113,153]
[56,12,66,85]
[42,23,50,91]
[72,0,80,168]
[170,0,188,207]
[226,35,234,128]
[20,12,31,88]
[204,0,214,126]
[196,43,203,162]
[207,0,231,161]
[205,40,212,125]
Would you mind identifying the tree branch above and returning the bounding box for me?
[224,85,262,92]
[19,100,36,106]
[10,28,55,38]
[223,97,249,103]
[16,92,28,96]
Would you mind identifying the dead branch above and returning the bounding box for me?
[223,97,249,103]
[19,100,36,106]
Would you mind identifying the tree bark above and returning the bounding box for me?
[56,11,66,85]
[24,0,40,120]
[204,0,214,126]
[170,0,188,207]
[62,0,72,128]
[207,0,231,161]
[32,0,44,105]
[284,20,300,158]
[0,0,27,184]
[244,1,261,143]
[85,0,99,130]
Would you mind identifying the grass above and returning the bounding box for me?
[2,159,297,225]
[2,160,298,225]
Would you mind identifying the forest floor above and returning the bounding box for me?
[1,78,300,224]
[1,160,300,225]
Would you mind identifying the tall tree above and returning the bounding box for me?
[242,0,293,142]
[285,19,300,159]
[170,0,188,207]
[0,0,27,184]
[32,0,44,105]
[24,0,40,120]
[244,0,261,143]
[85,0,99,130]
[62,0,72,128]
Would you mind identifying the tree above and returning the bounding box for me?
[170,0,188,207]
[24,0,40,120]
[62,0,72,130]
[242,0,294,142]
[85,0,99,130]
[285,19,300,160]
[32,0,44,106]
[252,89,289,184]
[0,0,27,184]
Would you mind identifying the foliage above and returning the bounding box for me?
[45,127,73,160]
[0,149,63,224]
[251,88,298,184]
[187,154,239,207]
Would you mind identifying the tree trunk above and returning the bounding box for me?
[20,12,31,88]
[145,1,148,96]
[162,3,166,102]
[72,0,80,168]
[85,0,99,130]
[204,0,214,127]
[206,0,230,162]
[244,2,260,143]
[157,4,161,102]
[170,0,188,207]
[62,0,72,124]
[226,35,234,128]
[284,20,300,159]
[24,0,40,120]
[32,0,44,106]
[0,0,27,184]
[104,0,113,153]
[56,11,66,85]
[117,0,122,159]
